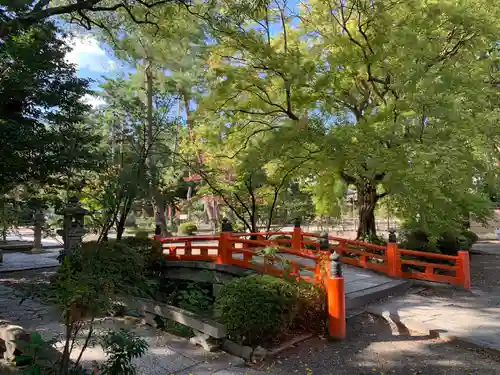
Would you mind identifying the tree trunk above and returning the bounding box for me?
[116,197,133,241]
[356,182,378,240]
[145,60,168,235]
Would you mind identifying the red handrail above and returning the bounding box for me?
[155,228,471,290]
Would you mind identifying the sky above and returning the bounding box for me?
[68,1,301,110]
[65,35,126,109]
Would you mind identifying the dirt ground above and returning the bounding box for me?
[252,247,500,375]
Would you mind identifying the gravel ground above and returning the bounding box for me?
[252,313,500,375]
[251,247,500,375]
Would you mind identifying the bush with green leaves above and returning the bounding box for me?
[272,235,292,247]
[399,228,479,256]
[178,222,197,235]
[216,275,295,346]
[215,275,324,346]
[16,329,148,375]
[100,329,148,375]
[134,230,149,239]
[119,237,164,268]
[175,282,214,314]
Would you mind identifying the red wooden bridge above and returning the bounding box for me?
[154,227,471,339]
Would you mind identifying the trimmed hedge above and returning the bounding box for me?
[215,275,325,346]
[400,229,479,255]
[179,222,198,235]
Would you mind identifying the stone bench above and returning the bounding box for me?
[119,296,226,351]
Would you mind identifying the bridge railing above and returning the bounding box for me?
[300,232,470,290]
[155,228,470,290]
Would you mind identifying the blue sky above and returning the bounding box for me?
[66,35,130,107]
[70,1,301,108]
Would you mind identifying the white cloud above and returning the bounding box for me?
[65,36,117,73]
[82,94,106,109]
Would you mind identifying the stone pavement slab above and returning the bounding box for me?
[0,284,249,374]
[366,292,500,352]
[0,251,59,273]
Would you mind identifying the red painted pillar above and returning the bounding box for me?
[386,242,401,277]
[325,252,346,340]
[291,218,302,251]
[326,276,346,339]
[457,251,471,290]
[217,231,232,265]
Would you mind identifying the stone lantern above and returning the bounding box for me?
[56,196,88,259]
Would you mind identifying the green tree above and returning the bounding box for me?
[0,0,189,39]
[201,0,500,239]
[0,21,102,193]
[82,75,178,240]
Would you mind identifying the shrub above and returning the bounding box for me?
[216,275,296,346]
[461,230,479,249]
[272,235,292,248]
[215,275,325,346]
[289,279,325,332]
[64,240,149,298]
[399,229,431,252]
[436,231,460,255]
[100,329,149,375]
[179,222,197,235]
[119,237,163,267]
[134,230,149,239]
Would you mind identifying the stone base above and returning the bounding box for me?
[189,329,220,352]
[221,340,268,362]
[142,312,159,328]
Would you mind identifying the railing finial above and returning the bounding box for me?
[330,251,342,278]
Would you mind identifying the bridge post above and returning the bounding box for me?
[386,229,401,277]
[326,251,346,340]
[218,219,233,265]
[291,218,302,251]
[457,251,471,290]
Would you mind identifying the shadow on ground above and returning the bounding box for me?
[252,313,500,375]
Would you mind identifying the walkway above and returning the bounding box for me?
[365,242,500,353]
[0,281,265,374]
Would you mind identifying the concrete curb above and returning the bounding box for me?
[0,265,59,274]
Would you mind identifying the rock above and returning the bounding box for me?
[251,346,268,363]
[142,312,158,328]
[0,320,30,362]
[189,329,220,352]
[221,339,253,360]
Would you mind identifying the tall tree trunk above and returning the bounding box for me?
[145,61,168,235]
[116,196,133,240]
[356,182,378,240]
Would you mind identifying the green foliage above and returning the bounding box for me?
[0,21,103,194]
[175,282,214,314]
[119,237,164,268]
[55,240,150,321]
[272,235,292,248]
[462,230,479,248]
[216,275,324,346]
[178,222,198,235]
[161,320,193,337]
[400,228,479,255]
[134,230,150,239]
[100,329,149,375]
[216,275,296,346]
